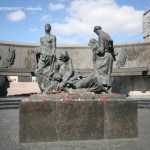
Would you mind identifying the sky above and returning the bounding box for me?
[0,0,149,45]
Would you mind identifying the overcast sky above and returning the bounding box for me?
[0,0,149,45]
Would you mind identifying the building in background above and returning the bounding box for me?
[143,9,150,41]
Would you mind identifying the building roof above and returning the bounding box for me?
[143,9,150,16]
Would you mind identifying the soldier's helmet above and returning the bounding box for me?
[93,26,102,32]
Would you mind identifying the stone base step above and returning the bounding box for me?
[138,100,150,109]
[0,101,20,105]
[0,105,19,109]
[0,97,22,109]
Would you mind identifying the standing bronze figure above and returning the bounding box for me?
[34,24,57,93]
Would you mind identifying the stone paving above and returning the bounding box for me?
[0,108,150,150]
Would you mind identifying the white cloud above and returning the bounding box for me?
[7,10,26,22]
[49,3,65,11]
[29,28,38,32]
[40,15,50,21]
[52,0,144,43]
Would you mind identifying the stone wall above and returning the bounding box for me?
[0,40,150,70]
[0,40,150,96]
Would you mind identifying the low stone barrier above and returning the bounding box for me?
[19,98,138,143]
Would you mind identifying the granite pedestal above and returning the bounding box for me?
[104,101,138,139]
[19,99,138,143]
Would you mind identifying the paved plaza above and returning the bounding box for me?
[0,108,150,150]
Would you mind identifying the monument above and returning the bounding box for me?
[34,25,116,95]
[19,24,138,143]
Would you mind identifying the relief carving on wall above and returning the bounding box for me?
[3,47,16,68]
[25,48,37,69]
[116,47,127,68]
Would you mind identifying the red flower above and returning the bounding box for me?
[114,92,119,96]
[53,89,62,94]
[63,97,72,102]
[97,98,111,102]
[57,89,62,93]
[68,92,72,96]
[42,99,48,102]
[84,98,88,101]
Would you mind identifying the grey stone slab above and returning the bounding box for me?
[30,93,66,101]
[19,98,138,143]
[19,101,58,143]
[94,94,126,100]
[59,101,104,141]
[104,100,138,139]
[19,101,104,143]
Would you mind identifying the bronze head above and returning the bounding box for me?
[45,24,51,33]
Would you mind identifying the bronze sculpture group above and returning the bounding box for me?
[34,24,116,94]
